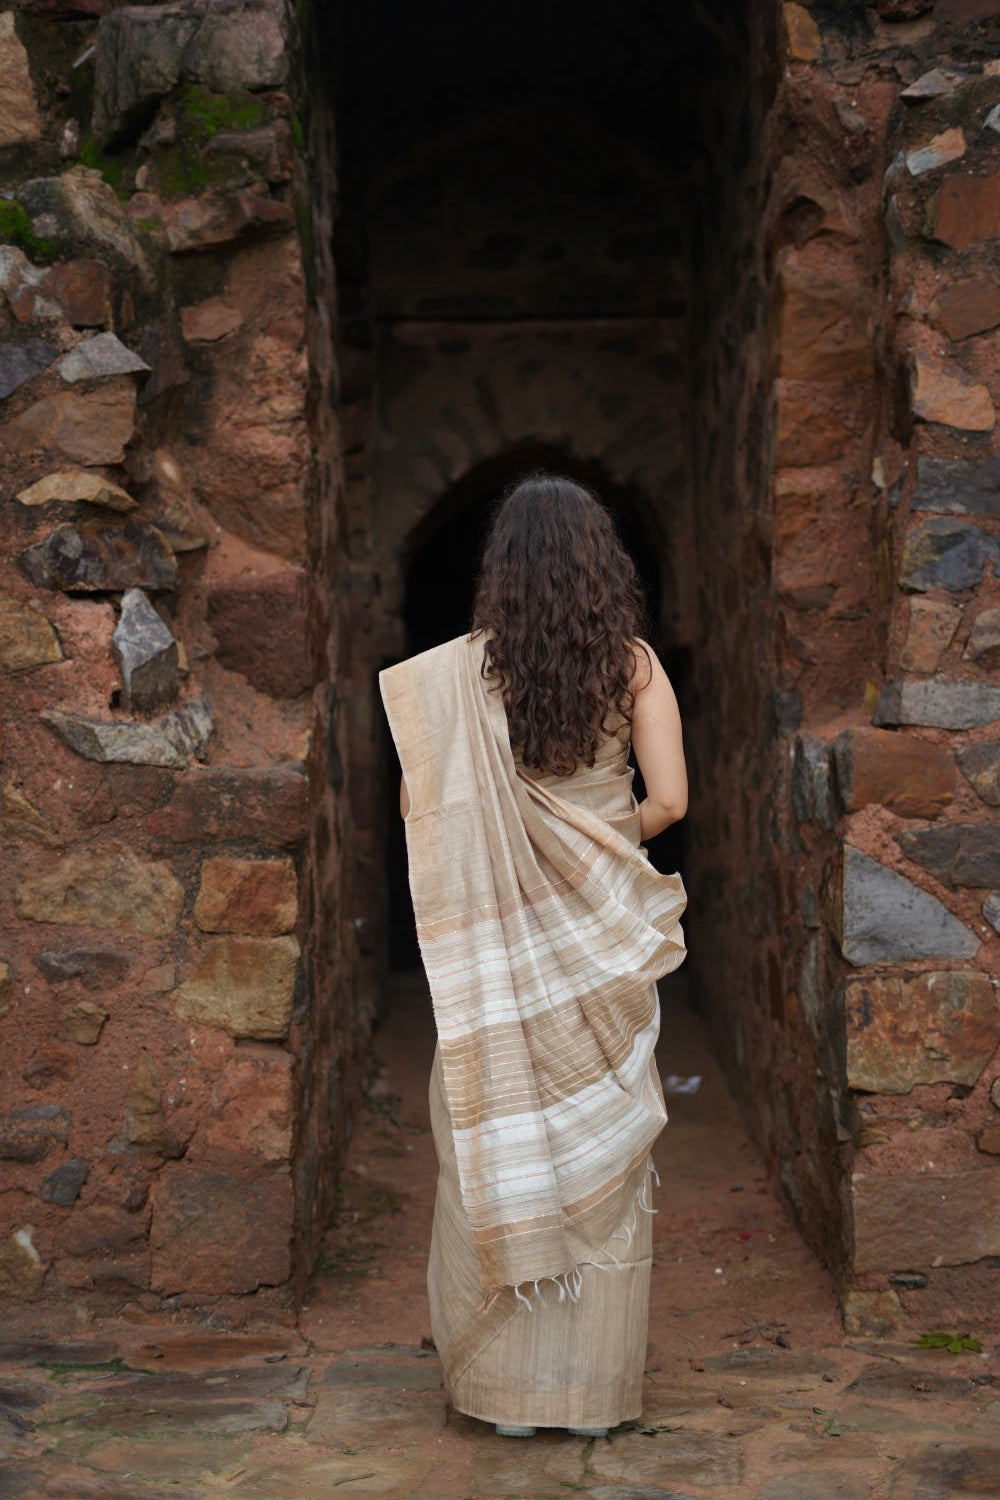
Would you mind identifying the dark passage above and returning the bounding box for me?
[324,0,763,987]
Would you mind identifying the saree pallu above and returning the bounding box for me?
[379,631,687,1428]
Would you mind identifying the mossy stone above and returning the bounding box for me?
[0,199,55,264]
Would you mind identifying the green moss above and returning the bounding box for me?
[77,135,128,199]
[290,112,306,154]
[0,198,55,263]
[145,85,268,199]
[154,145,243,199]
[176,84,264,146]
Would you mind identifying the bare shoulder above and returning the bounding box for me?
[628,636,670,696]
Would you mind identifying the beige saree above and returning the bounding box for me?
[379,631,687,1428]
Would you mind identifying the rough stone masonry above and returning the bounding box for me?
[0,0,999,1338]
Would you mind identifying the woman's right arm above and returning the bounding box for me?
[629,638,688,841]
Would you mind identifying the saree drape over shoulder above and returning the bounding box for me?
[378,631,688,1428]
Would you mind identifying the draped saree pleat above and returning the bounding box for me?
[378,631,688,1428]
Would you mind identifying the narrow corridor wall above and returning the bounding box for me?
[0,0,361,1322]
[716,0,1000,1333]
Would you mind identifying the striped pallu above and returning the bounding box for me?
[378,630,688,1300]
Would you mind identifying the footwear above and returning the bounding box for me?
[495,1422,537,1437]
[568,1425,608,1437]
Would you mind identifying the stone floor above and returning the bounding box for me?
[3,974,998,1500]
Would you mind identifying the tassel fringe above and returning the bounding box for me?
[498,1153,661,1315]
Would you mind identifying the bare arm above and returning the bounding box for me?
[629,638,688,841]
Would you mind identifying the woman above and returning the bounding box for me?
[379,470,688,1439]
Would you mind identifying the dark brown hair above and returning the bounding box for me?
[471,470,648,776]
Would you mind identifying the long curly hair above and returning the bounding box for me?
[470,470,648,776]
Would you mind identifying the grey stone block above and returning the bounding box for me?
[913,454,1000,517]
[0,337,56,399]
[896,823,1000,887]
[57,332,150,384]
[112,586,178,712]
[41,696,213,770]
[873,677,1000,730]
[839,845,978,965]
[18,521,177,593]
[791,733,837,829]
[900,516,1000,592]
[40,1159,88,1207]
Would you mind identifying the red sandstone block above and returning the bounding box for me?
[832,727,954,816]
[931,277,1000,342]
[774,384,860,466]
[774,259,873,382]
[933,172,1000,250]
[844,969,997,1093]
[852,1167,1000,1274]
[192,1046,294,1164]
[149,1158,293,1295]
[206,570,312,699]
[147,764,307,846]
[194,856,297,935]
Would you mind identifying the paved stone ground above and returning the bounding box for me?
[3,975,998,1499]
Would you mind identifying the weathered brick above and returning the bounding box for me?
[852,1168,1000,1272]
[832,728,953,817]
[147,764,307,846]
[931,277,1000,341]
[206,570,311,698]
[774,260,871,382]
[193,856,297,935]
[171,935,299,1039]
[150,1158,293,1295]
[900,598,961,673]
[911,352,994,431]
[15,847,183,936]
[193,1046,294,1163]
[933,171,1000,250]
[844,970,999,1092]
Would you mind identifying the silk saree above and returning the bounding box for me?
[379,630,688,1428]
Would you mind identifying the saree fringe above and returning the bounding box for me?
[505,1154,661,1314]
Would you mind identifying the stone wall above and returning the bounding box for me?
[2,0,999,1333]
[0,0,360,1322]
[758,1,1000,1332]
